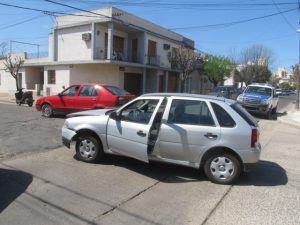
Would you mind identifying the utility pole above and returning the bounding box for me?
[297,28,300,109]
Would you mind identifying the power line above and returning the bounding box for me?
[170,8,298,31]
[0,15,43,31]
[271,0,296,30]
[0,2,101,18]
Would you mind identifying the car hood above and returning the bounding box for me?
[240,93,270,100]
[67,108,115,118]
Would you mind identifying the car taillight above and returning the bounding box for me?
[115,97,125,107]
[251,128,258,147]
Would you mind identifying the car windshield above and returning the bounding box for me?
[244,86,272,96]
[104,86,130,95]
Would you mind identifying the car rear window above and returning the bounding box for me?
[211,102,236,127]
[104,86,130,95]
[231,103,258,127]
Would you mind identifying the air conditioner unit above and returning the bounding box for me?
[163,44,170,50]
[82,33,91,41]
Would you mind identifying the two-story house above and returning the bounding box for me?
[0,7,195,97]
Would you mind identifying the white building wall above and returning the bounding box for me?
[56,24,92,61]
[145,33,179,68]
[69,64,122,87]
[44,65,70,95]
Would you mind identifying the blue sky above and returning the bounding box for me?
[0,0,299,73]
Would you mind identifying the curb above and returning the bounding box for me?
[277,112,300,129]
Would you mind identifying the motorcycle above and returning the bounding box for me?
[15,88,34,107]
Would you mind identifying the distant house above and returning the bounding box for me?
[0,7,195,97]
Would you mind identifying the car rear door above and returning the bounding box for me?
[106,97,163,162]
[157,97,221,163]
[76,85,98,110]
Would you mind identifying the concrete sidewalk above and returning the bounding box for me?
[277,109,300,128]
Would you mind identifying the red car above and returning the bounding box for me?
[36,83,135,117]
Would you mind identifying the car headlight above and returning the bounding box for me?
[64,121,70,129]
[237,96,244,102]
[261,99,271,105]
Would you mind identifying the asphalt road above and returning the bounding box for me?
[0,103,65,160]
[0,96,299,224]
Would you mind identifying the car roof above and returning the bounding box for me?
[141,92,236,104]
[248,83,274,88]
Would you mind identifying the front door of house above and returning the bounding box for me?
[124,73,142,96]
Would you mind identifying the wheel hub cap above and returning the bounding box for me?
[79,139,96,159]
[210,157,234,180]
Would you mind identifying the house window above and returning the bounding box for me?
[48,70,56,84]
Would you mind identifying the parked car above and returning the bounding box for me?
[62,93,261,184]
[237,83,278,119]
[208,85,241,100]
[36,83,135,117]
[275,89,282,96]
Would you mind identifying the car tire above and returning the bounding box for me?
[204,152,241,184]
[271,107,277,114]
[266,110,272,119]
[42,104,53,117]
[75,134,104,163]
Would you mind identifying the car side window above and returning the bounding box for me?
[211,102,236,128]
[79,86,98,96]
[120,99,159,124]
[62,85,80,96]
[167,99,215,126]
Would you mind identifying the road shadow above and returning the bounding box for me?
[237,160,288,186]
[74,154,204,183]
[251,112,278,121]
[74,156,287,186]
[0,168,33,213]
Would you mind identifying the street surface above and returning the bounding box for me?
[0,95,299,225]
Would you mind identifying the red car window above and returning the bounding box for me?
[62,85,80,96]
[79,85,98,96]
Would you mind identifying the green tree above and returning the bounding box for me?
[203,55,234,86]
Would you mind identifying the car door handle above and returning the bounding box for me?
[204,133,218,140]
[91,98,96,101]
[137,130,146,137]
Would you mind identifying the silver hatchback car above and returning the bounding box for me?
[62,93,261,184]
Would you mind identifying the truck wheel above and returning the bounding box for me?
[204,152,241,184]
[266,110,272,119]
[75,134,104,163]
[42,104,53,117]
[271,107,277,114]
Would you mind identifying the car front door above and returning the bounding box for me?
[158,98,221,163]
[107,97,162,162]
[56,85,80,113]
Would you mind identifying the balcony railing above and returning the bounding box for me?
[146,55,160,66]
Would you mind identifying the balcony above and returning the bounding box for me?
[146,55,160,66]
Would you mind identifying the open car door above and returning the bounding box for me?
[106,97,163,162]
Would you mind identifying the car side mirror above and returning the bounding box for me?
[110,111,120,120]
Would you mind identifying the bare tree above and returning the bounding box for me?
[3,54,24,90]
[0,42,8,57]
[240,44,275,67]
[168,46,203,92]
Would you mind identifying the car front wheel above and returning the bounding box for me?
[42,104,53,117]
[204,152,241,184]
[75,134,104,163]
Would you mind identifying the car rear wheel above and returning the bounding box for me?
[42,104,53,117]
[75,134,104,163]
[204,152,241,184]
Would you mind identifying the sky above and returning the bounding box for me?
[0,0,299,73]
